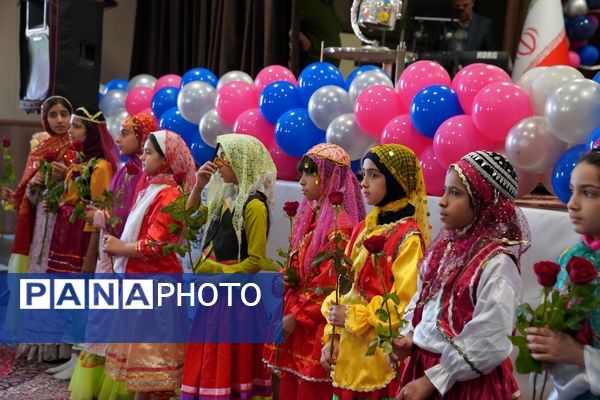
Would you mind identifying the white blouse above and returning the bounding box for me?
[547,345,600,399]
[402,253,522,395]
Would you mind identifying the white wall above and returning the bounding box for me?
[0,0,136,121]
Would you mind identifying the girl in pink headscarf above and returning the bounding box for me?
[101,129,196,399]
[263,143,365,400]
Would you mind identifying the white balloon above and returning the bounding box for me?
[348,70,393,103]
[529,66,583,115]
[565,0,588,17]
[545,79,600,144]
[127,74,157,92]
[106,109,129,139]
[308,85,352,130]
[199,109,232,148]
[177,81,216,124]
[515,66,548,93]
[217,71,254,90]
[100,89,127,117]
[326,113,377,160]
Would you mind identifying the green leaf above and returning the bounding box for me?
[375,308,389,322]
[343,256,354,267]
[168,223,182,234]
[311,252,332,268]
[381,341,393,356]
[384,293,400,305]
[514,349,541,374]
[508,335,527,347]
[338,275,353,295]
[375,323,389,337]
[277,248,289,259]
[365,341,377,356]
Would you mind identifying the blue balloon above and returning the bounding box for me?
[159,107,198,148]
[577,44,599,66]
[410,85,463,138]
[589,0,600,9]
[593,71,600,84]
[351,159,362,173]
[568,16,598,41]
[551,145,587,204]
[344,65,386,91]
[189,136,215,165]
[259,81,303,125]
[275,108,326,157]
[586,126,600,150]
[297,62,344,106]
[104,78,128,94]
[152,87,180,120]
[181,68,218,88]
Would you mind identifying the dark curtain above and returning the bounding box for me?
[130,0,292,77]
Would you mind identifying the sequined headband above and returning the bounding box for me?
[73,107,105,124]
[461,151,518,201]
[306,143,350,167]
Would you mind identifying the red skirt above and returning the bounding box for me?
[400,347,520,400]
[47,205,90,273]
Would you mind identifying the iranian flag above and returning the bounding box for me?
[512,0,569,80]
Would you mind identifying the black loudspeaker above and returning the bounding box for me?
[19,0,104,113]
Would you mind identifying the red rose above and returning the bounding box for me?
[43,151,59,162]
[63,150,77,167]
[567,256,597,285]
[533,261,561,288]
[283,201,299,218]
[72,140,84,152]
[2,138,10,148]
[125,162,141,176]
[328,191,344,206]
[363,234,386,254]
[173,171,187,186]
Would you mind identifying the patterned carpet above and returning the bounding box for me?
[0,345,69,400]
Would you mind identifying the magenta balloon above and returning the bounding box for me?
[380,114,431,156]
[354,85,405,137]
[255,65,297,92]
[515,167,541,197]
[451,63,511,113]
[233,108,275,147]
[268,141,301,181]
[154,74,182,93]
[215,81,259,125]
[472,82,533,142]
[419,145,447,196]
[433,115,495,168]
[396,61,451,109]
[125,86,153,116]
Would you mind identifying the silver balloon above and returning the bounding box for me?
[326,113,377,160]
[105,109,129,139]
[545,79,600,144]
[515,66,548,94]
[308,85,352,130]
[565,0,588,17]
[177,81,216,124]
[100,89,127,117]
[505,116,567,174]
[216,71,254,90]
[127,74,157,92]
[348,70,393,103]
[529,66,583,115]
[199,109,232,148]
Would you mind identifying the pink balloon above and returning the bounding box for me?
[451,64,511,113]
[269,141,300,181]
[472,82,533,142]
[433,115,495,168]
[568,51,581,68]
[125,87,153,116]
[233,108,275,147]
[154,74,182,92]
[215,81,259,126]
[380,114,431,156]
[515,167,541,197]
[255,65,297,92]
[354,85,405,137]
[419,145,447,196]
[396,61,451,109]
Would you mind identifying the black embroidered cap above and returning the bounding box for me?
[462,151,518,201]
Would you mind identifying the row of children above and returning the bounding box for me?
[1,94,599,400]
